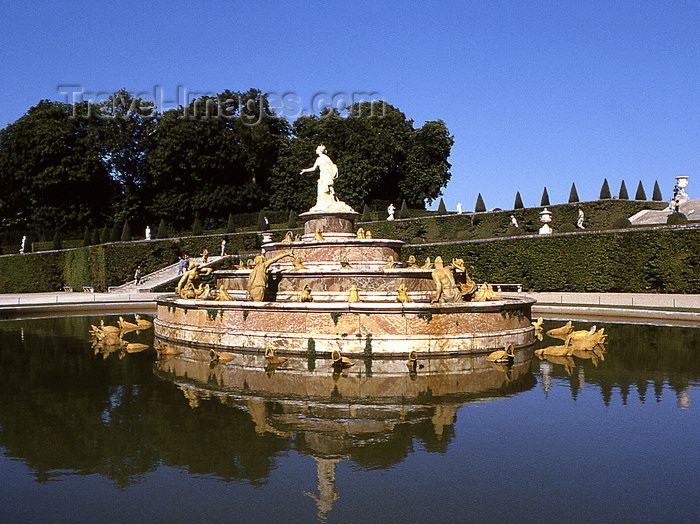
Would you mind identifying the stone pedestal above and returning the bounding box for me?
[300,210,360,240]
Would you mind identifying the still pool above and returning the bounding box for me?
[0,315,698,522]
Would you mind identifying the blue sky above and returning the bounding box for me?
[1,0,697,210]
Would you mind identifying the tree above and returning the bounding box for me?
[475,194,486,213]
[399,199,409,219]
[52,231,62,250]
[100,225,110,244]
[619,180,629,200]
[568,183,579,203]
[361,204,372,222]
[226,213,236,233]
[0,100,117,237]
[652,181,663,201]
[635,181,647,200]
[156,218,168,239]
[600,179,611,199]
[121,221,131,242]
[92,228,101,245]
[287,210,296,229]
[514,192,523,209]
[269,103,453,211]
[110,224,121,242]
[82,228,92,247]
[540,187,550,206]
[437,198,447,214]
[192,215,203,236]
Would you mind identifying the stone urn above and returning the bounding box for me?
[539,208,553,235]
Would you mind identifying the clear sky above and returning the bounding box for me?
[1,0,697,210]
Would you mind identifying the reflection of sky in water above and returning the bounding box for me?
[0,316,697,522]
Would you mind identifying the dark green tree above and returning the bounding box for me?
[110,224,121,242]
[92,228,101,245]
[287,210,296,229]
[52,231,62,250]
[192,215,203,236]
[361,204,372,222]
[652,181,663,201]
[600,179,611,199]
[399,199,410,219]
[82,228,92,247]
[156,218,168,239]
[475,194,486,213]
[514,192,523,209]
[437,198,447,214]
[100,225,110,244]
[635,181,647,200]
[568,183,579,203]
[619,180,629,200]
[121,221,131,242]
[541,187,550,206]
[226,213,236,233]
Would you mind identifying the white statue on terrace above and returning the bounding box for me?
[300,145,355,213]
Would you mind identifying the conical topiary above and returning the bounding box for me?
[568,183,579,203]
[92,228,101,245]
[514,192,523,209]
[156,218,168,239]
[226,213,236,233]
[82,228,92,247]
[110,224,121,242]
[600,178,611,199]
[399,199,409,219]
[475,194,486,213]
[619,180,629,200]
[101,225,110,244]
[287,210,296,229]
[652,181,663,201]
[192,215,203,236]
[437,198,447,214]
[635,181,647,200]
[52,231,62,250]
[540,187,550,206]
[121,221,132,242]
[361,204,372,222]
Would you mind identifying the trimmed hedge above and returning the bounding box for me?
[405,227,700,293]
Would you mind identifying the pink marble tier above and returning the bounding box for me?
[300,210,359,240]
[154,296,536,356]
[262,238,403,269]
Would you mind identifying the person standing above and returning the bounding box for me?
[20,235,26,254]
[134,265,142,285]
[145,226,151,240]
[183,253,190,271]
[577,208,585,229]
[177,256,185,275]
[510,215,519,228]
[220,238,226,257]
[202,247,209,264]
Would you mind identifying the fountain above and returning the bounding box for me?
[154,147,535,357]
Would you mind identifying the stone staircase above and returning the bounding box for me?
[629,198,699,225]
[108,256,226,293]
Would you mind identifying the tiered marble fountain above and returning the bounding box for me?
[154,146,535,358]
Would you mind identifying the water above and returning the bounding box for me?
[0,315,698,522]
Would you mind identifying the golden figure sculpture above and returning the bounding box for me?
[365,230,372,239]
[135,315,152,329]
[331,349,353,371]
[486,343,515,363]
[264,347,287,367]
[210,349,235,364]
[176,262,214,298]
[421,257,432,270]
[473,283,502,302]
[356,228,365,239]
[292,254,308,270]
[314,228,325,241]
[395,284,413,303]
[406,350,419,373]
[430,256,462,303]
[118,316,138,332]
[340,256,352,269]
[546,321,574,339]
[450,258,477,300]
[535,338,574,358]
[282,231,295,243]
[347,285,362,302]
[216,285,232,301]
[247,259,255,269]
[406,255,420,269]
[247,252,293,301]
[381,255,396,269]
[294,233,301,242]
[235,259,247,270]
[297,284,314,302]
